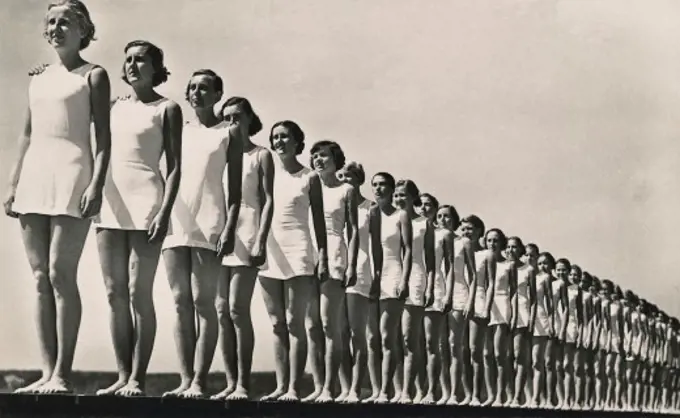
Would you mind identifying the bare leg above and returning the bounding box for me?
[421,312,442,404]
[223,266,257,401]
[161,247,194,397]
[38,216,90,394]
[280,275,313,402]
[303,280,324,402]
[258,277,289,401]
[469,317,487,406]
[362,300,381,403]
[212,267,237,400]
[317,279,346,403]
[115,231,161,397]
[376,299,403,403]
[345,293,370,403]
[530,337,546,407]
[15,215,56,394]
[182,249,221,399]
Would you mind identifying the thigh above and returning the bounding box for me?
[191,248,222,303]
[97,229,131,290]
[163,247,192,300]
[128,230,162,295]
[18,214,51,274]
[49,215,91,278]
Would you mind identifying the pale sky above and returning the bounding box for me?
[1,0,679,373]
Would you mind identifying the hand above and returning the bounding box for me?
[216,228,236,258]
[316,252,329,283]
[248,240,266,267]
[3,188,18,218]
[344,266,357,288]
[396,280,409,301]
[28,63,49,76]
[148,212,169,244]
[80,184,102,218]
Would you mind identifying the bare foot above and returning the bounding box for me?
[37,377,73,395]
[315,390,334,404]
[335,391,349,403]
[260,388,286,402]
[361,393,379,404]
[302,389,323,403]
[97,379,128,396]
[180,383,208,399]
[374,393,389,404]
[420,393,435,405]
[14,378,50,394]
[209,385,235,400]
[225,386,249,401]
[278,390,300,403]
[344,391,359,403]
[115,380,144,397]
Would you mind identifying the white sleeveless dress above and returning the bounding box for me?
[514,264,533,329]
[223,145,267,267]
[425,228,446,313]
[346,199,373,298]
[259,165,316,280]
[452,237,472,312]
[533,273,551,337]
[379,209,403,300]
[473,249,491,319]
[406,217,428,307]
[14,63,96,218]
[565,284,580,344]
[95,98,169,230]
[320,182,352,281]
[163,120,229,251]
[489,260,513,325]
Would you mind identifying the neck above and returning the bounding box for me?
[195,107,220,127]
[54,48,83,70]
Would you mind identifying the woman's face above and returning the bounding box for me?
[311,145,337,174]
[505,239,523,261]
[568,268,581,285]
[270,124,298,157]
[537,255,552,274]
[393,185,412,210]
[44,6,82,51]
[420,196,437,219]
[436,207,454,230]
[187,75,221,109]
[124,46,155,87]
[371,175,393,202]
[485,231,503,254]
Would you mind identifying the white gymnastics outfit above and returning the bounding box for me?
[14,63,97,218]
[346,199,374,298]
[259,165,317,280]
[95,98,170,230]
[565,284,580,344]
[405,217,428,307]
[163,121,230,251]
[451,237,472,312]
[533,273,551,337]
[489,260,513,326]
[223,145,268,267]
[379,209,403,300]
[425,228,447,313]
[319,182,353,281]
[473,249,491,319]
[514,264,533,329]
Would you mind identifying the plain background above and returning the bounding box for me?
[1,0,679,373]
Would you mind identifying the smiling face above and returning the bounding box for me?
[124,45,155,88]
[44,6,83,52]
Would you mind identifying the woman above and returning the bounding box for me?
[563,265,584,409]
[528,252,555,408]
[445,214,477,406]
[421,204,455,405]
[93,40,182,397]
[213,97,274,401]
[4,0,110,394]
[486,229,515,407]
[340,162,381,403]
[371,172,413,404]
[546,258,569,408]
[507,237,535,408]
[257,121,328,402]
[160,78,248,399]
[307,140,359,403]
[393,179,433,404]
